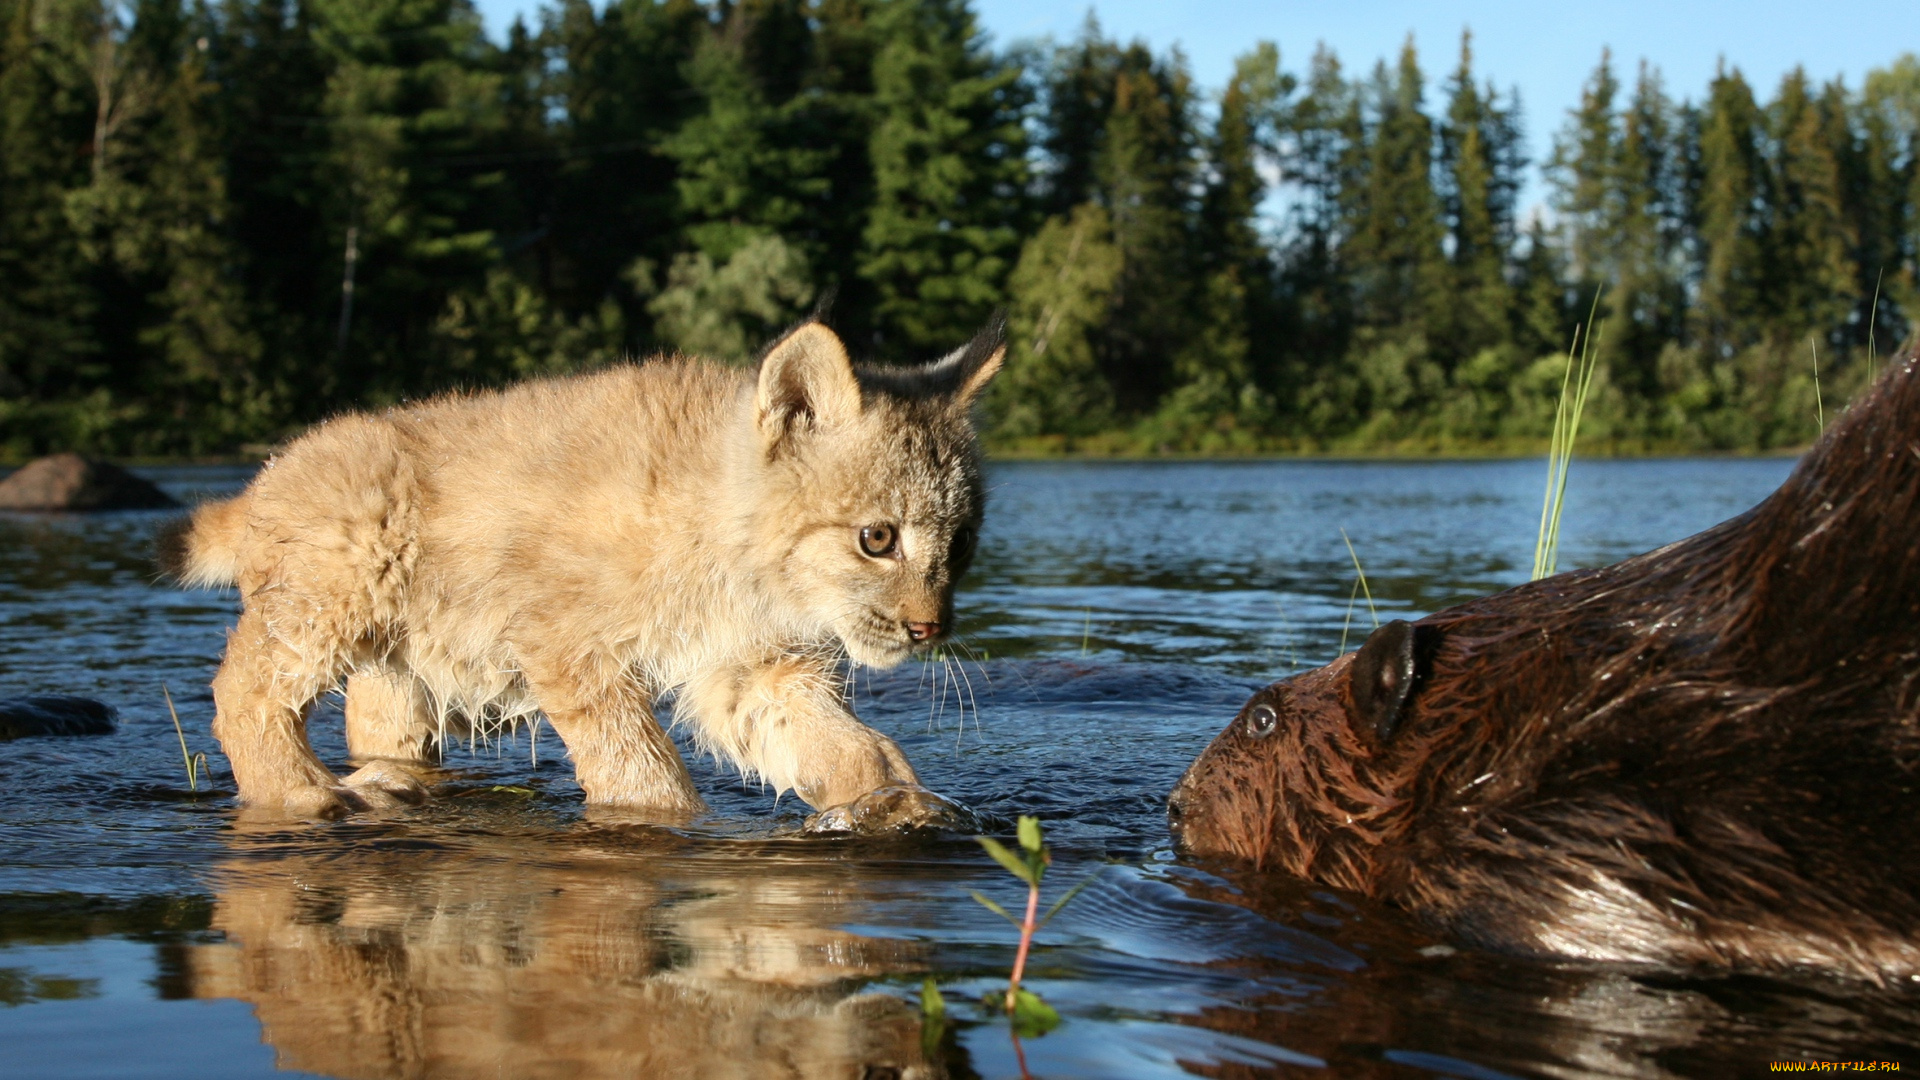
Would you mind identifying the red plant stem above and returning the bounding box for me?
[1007,880,1040,1011]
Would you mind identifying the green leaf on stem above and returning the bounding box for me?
[1017,815,1043,854]
[976,836,1037,885]
[1011,989,1061,1037]
[1039,873,1098,927]
[969,890,1018,924]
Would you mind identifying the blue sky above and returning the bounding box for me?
[473,0,1915,208]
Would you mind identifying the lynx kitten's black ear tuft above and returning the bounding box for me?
[808,284,839,326]
[755,322,862,450]
[952,311,1007,406]
[1349,619,1437,744]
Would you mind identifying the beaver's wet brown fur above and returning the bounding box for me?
[1169,351,1920,982]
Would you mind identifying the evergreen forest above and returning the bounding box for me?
[3,0,1917,457]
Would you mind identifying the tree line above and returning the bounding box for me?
[2,0,1916,457]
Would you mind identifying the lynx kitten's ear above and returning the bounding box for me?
[948,314,1007,407]
[755,322,862,449]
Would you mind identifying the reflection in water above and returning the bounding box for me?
[1167,869,1920,1078]
[184,828,940,1080]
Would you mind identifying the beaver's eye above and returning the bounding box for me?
[859,523,898,558]
[1245,703,1278,739]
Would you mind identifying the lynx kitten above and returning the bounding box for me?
[161,321,1002,823]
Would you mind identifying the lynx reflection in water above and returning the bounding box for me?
[181,826,936,1079]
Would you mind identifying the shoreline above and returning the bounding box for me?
[0,444,1811,469]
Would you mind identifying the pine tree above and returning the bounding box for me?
[858,0,1027,355]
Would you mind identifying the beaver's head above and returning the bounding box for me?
[1168,619,1445,891]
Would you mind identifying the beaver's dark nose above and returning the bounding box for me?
[907,621,941,642]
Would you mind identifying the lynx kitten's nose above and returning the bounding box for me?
[906,621,942,642]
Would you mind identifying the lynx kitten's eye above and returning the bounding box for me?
[950,526,976,564]
[859,523,899,558]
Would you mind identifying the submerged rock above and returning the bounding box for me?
[0,696,118,740]
[0,453,178,510]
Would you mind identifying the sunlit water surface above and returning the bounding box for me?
[4,457,1914,1079]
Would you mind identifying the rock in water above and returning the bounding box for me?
[0,696,118,739]
[0,453,178,510]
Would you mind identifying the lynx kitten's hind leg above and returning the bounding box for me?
[212,611,357,818]
[345,665,439,763]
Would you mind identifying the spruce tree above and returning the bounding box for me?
[657,1,850,347]
[1036,14,1118,216]
[1151,41,1288,446]
[1553,50,1619,287]
[1615,63,1688,375]
[1275,45,1359,390]
[859,0,1027,355]
[1437,31,1515,363]
[1859,56,1920,348]
[307,0,522,399]
[0,0,102,449]
[1092,41,1198,414]
[1766,68,1854,343]
[1552,53,1688,406]
[1694,64,1767,353]
[71,0,268,450]
[1343,40,1445,345]
[211,0,329,415]
[542,0,705,347]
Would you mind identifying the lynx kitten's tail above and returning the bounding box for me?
[156,495,248,588]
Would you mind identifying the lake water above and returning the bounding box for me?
[4,455,1914,1079]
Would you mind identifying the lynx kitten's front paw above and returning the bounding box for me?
[803,784,979,835]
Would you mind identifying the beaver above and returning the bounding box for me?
[1169,350,1920,982]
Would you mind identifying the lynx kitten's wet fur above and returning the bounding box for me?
[162,322,1003,819]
